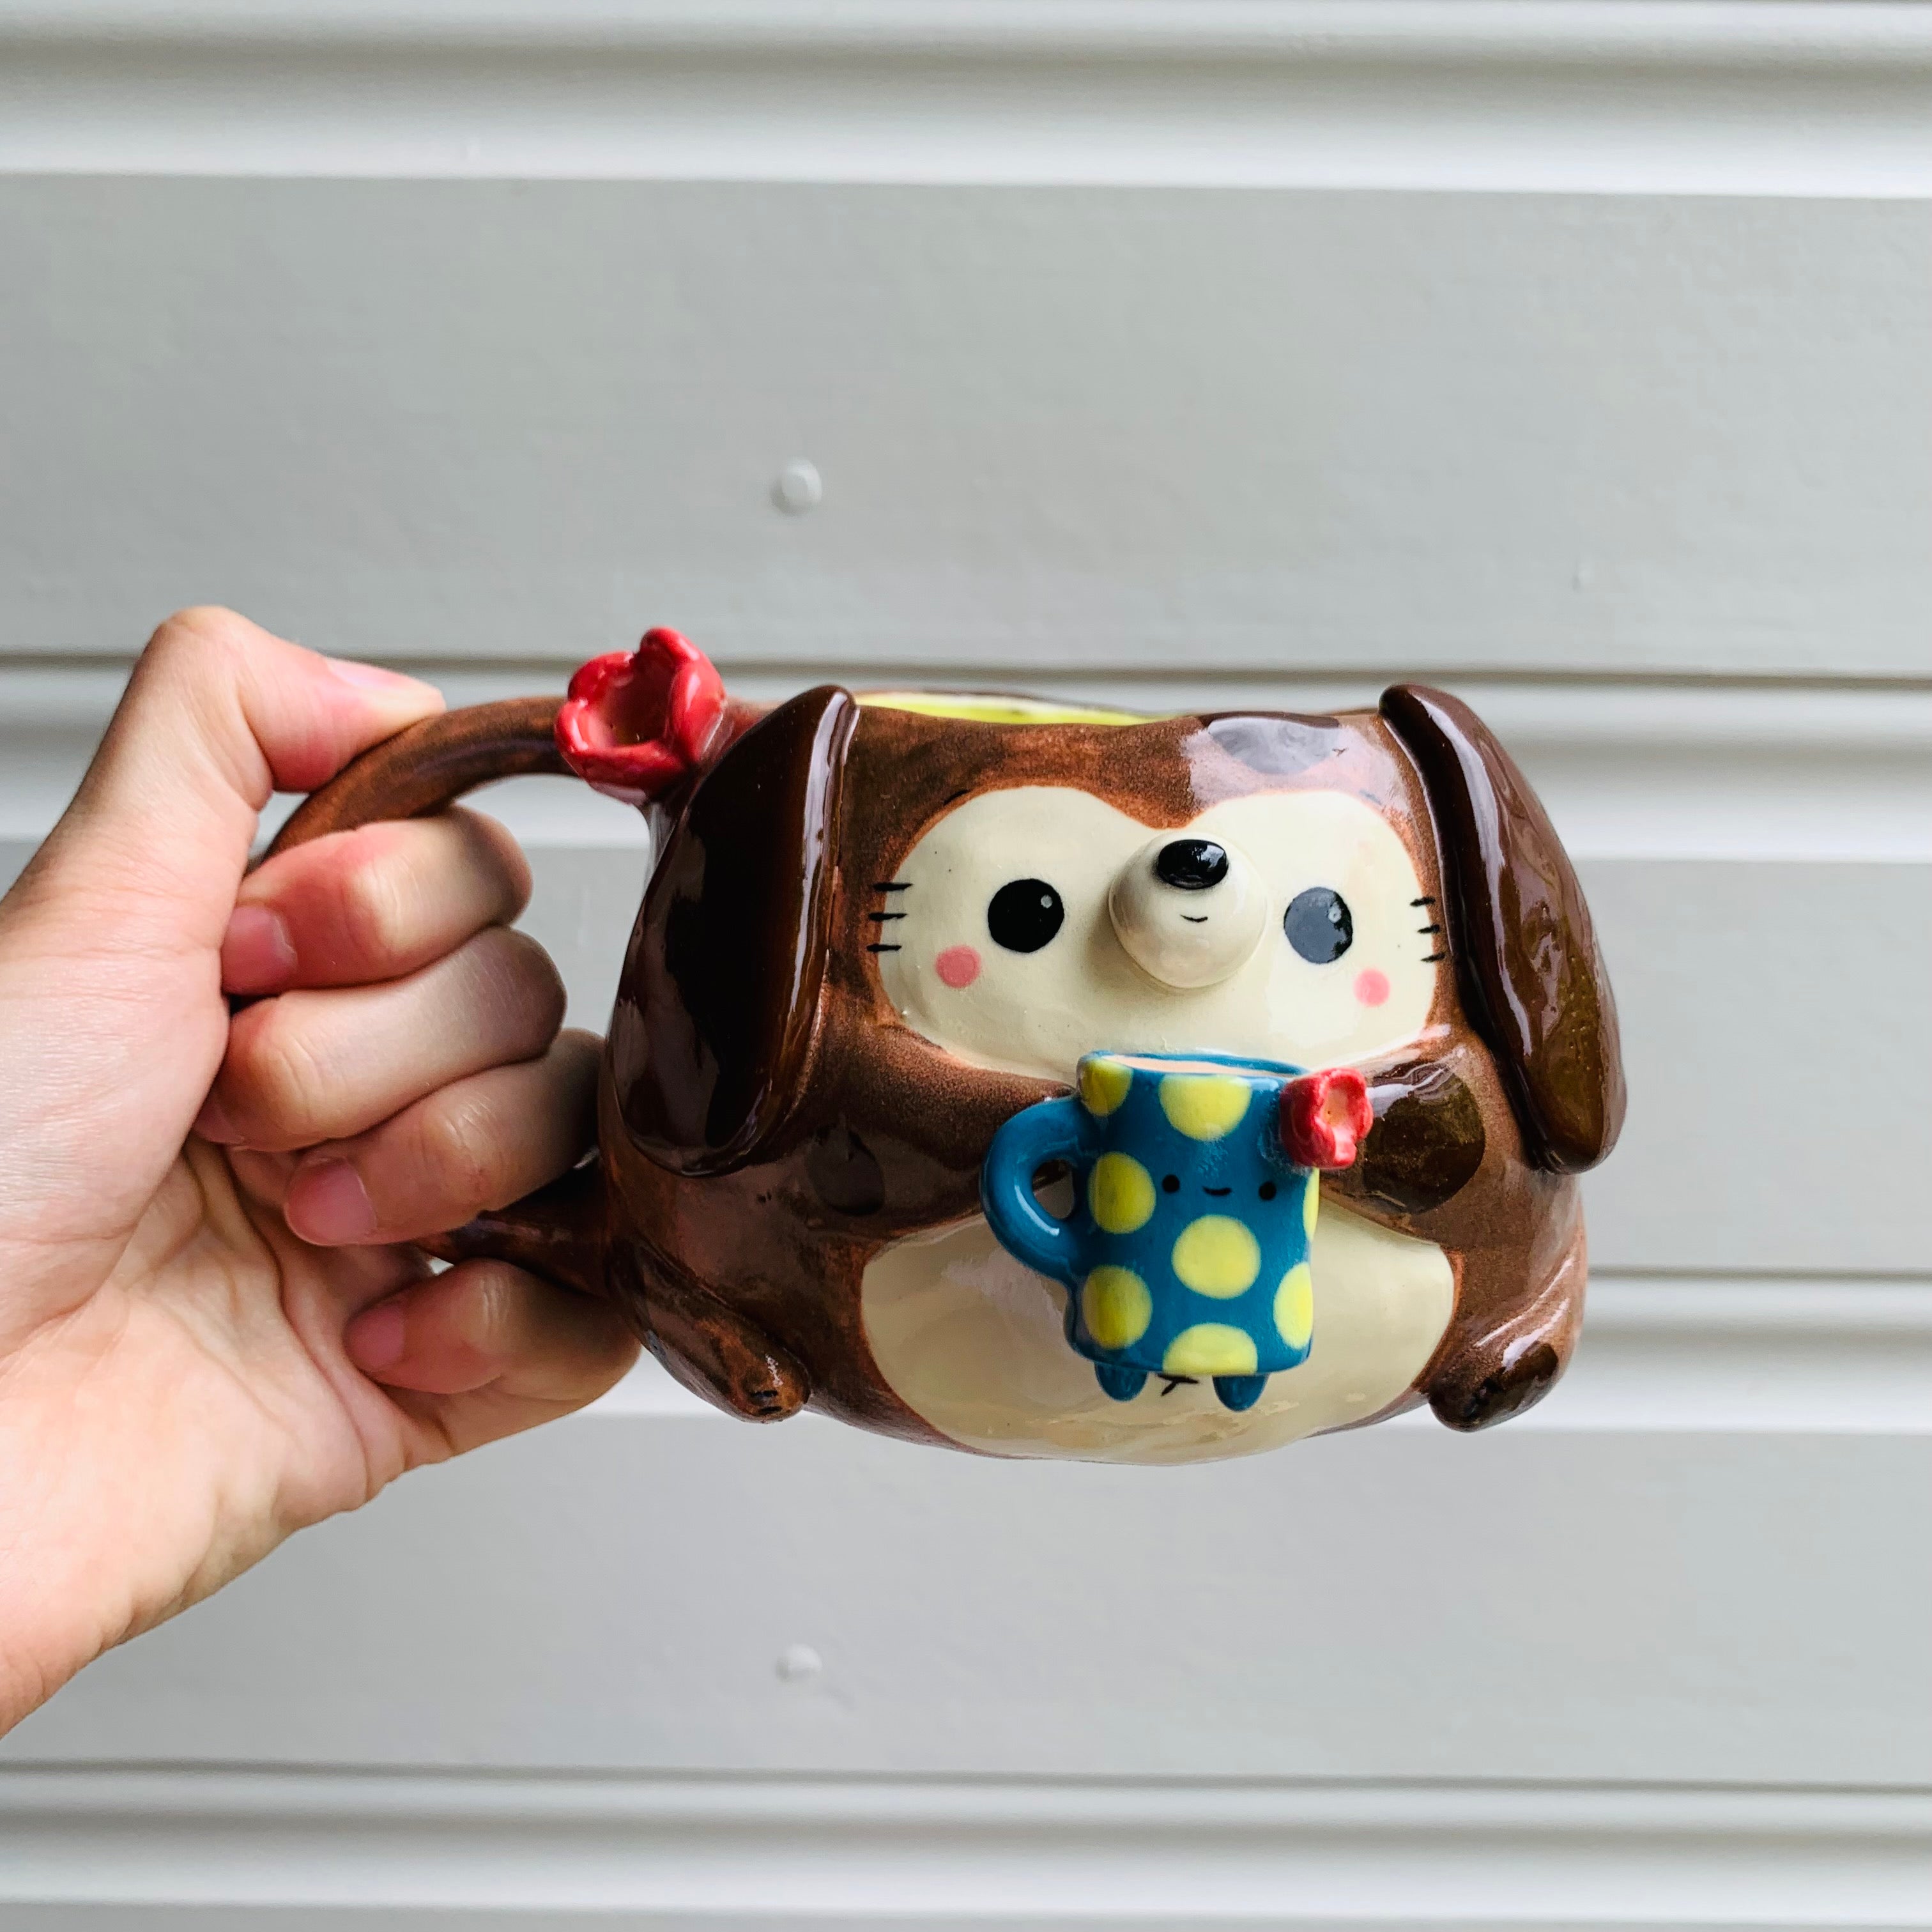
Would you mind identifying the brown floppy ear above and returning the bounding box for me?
[1381,684,1626,1174]
[611,686,858,1176]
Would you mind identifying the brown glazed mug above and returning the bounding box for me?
[272,629,1626,1465]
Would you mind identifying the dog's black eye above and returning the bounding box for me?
[1285,887,1353,963]
[986,878,1065,953]
[1162,1174,1180,1194]
[1258,1180,1278,1201]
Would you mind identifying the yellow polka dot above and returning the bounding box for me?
[1157,1073,1252,1142]
[1162,1324,1259,1377]
[1274,1262,1314,1352]
[1078,1056,1133,1117]
[1081,1267,1153,1351]
[1170,1215,1261,1298]
[1303,1176,1320,1239]
[1088,1152,1156,1234]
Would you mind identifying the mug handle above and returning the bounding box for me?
[266,629,743,857]
[266,698,568,855]
[259,634,745,1303]
[980,1096,1094,1287]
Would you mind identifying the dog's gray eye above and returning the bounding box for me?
[986,878,1065,953]
[1285,887,1353,963]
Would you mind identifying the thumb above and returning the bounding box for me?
[20,607,443,960]
[0,611,443,1262]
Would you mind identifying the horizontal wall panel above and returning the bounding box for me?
[1579,858,1931,1273]
[8,1407,1930,1786]
[1527,1276,1932,1436]
[2,1767,1929,1931]
[10,1,1932,200]
[3,180,1928,678]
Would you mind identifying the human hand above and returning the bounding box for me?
[0,609,637,1732]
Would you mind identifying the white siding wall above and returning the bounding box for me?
[2,5,1929,1924]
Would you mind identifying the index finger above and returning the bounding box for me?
[222,808,532,995]
[33,609,443,953]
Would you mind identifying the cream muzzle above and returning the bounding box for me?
[1107,834,1270,990]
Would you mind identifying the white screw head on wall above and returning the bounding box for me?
[772,458,823,514]
[775,1643,824,1683]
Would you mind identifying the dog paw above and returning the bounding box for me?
[1428,1339,1562,1432]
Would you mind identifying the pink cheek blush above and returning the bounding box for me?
[936,946,982,990]
[1353,968,1391,1008]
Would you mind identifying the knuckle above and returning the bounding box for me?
[449,808,534,915]
[330,832,413,965]
[227,1001,336,1142]
[416,1090,508,1211]
[148,605,251,668]
[553,1027,604,1091]
[471,1261,528,1347]
[480,928,567,1041]
[437,1259,530,1364]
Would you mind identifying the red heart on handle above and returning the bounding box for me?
[555,627,728,806]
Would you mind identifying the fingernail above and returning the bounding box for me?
[326,655,433,693]
[287,1157,378,1243]
[220,903,297,995]
[192,1091,243,1144]
[347,1296,408,1373]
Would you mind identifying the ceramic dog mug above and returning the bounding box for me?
[270,627,1626,1463]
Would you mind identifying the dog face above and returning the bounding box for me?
[877,785,1446,1083]
[615,682,1623,1185]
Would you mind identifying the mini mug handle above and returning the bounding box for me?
[979,1096,1096,1288]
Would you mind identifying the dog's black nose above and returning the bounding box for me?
[1154,839,1229,891]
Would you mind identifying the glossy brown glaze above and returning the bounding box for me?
[420,1162,606,1296]
[268,698,567,857]
[613,689,858,1174]
[1324,1034,1581,1430]
[1380,684,1627,1175]
[273,665,1623,1450]
[1349,1061,1488,1217]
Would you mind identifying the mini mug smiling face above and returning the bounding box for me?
[875,786,1445,1082]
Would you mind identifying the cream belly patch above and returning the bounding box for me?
[859,1200,1455,1465]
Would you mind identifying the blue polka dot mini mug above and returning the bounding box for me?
[980,1052,1371,1412]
